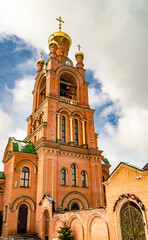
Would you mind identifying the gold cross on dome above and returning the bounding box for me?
[56,16,64,31]
[77,44,81,51]
[40,52,44,58]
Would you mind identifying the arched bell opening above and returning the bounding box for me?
[38,76,46,107]
[60,72,77,101]
[120,201,146,240]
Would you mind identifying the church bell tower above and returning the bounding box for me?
[25,17,110,212]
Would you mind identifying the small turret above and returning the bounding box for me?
[49,40,58,58]
[37,52,45,75]
[75,44,84,68]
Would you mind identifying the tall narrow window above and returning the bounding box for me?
[4,205,8,222]
[62,116,66,143]
[21,167,29,187]
[81,171,86,187]
[74,119,78,145]
[102,176,106,205]
[72,164,76,186]
[61,169,66,185]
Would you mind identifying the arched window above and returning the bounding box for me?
[81,171,86,187]
[120,201,146,239]
[71,203,79,211]
[74,119,78,145]
[62,116,66,143]
[61,169,66,185]
[21,167,29,187]
[38,77,46,107]
[102,176,106,205]
[72,164,76,186]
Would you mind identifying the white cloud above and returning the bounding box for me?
[7,76,34,113]
[114,107,148,157]
[100,102,121,118]
[88,87,110,108]
[16,59,36,73]
[0,74,35,167]
[99,106,148,171]
[0,0,148,171]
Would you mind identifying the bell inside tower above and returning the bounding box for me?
[60,73,77,100]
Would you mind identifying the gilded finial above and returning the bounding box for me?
[77,44,81,52]
[37,52,45,65]
[75,44,84,59]
[56,16,64,32]
[40,52,44,59]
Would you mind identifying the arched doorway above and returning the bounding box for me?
[43,209,50,240]
[0,211,2,236]
[120,201,146,240]
[17,204,28,233]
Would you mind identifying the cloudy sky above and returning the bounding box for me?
[0,0,148,171]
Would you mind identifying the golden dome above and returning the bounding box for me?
[75,51,84,59]
[49,40,58,48]
[48,31,72,48]
[37,58,45,65]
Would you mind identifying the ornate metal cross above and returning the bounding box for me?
[40,52,44,58]
[77,44,81,51]
[56,16,64,31]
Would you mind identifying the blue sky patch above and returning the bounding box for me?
[86,70,120,131]
[0,35,36,89]
[86,69,102,91]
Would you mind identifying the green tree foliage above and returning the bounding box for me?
[58,222,74,240]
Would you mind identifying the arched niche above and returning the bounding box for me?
[68,215,84,240]
[52,217,63,239]
[42,209,50,240]
[88,213,109,240]
[59,72,78,101]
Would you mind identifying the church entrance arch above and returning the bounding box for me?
[17,204,28,233]
[120,201,146,240]
[43,209,50,240]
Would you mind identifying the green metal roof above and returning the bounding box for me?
[0,172,5,179]
[104,157,110,165]
[10,137,36,154]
